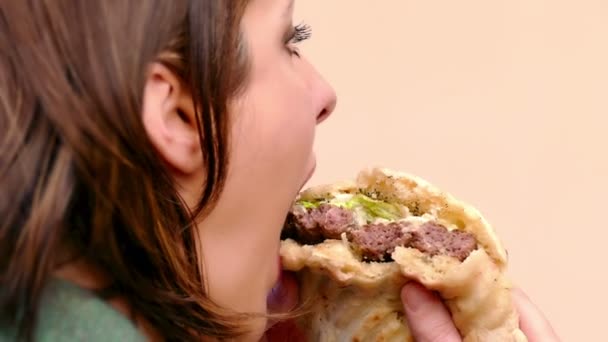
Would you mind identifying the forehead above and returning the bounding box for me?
[245,0,294,18]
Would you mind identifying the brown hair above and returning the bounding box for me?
[0,1,252,340]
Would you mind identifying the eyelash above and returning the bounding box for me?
[290,23,312,43]
[287,23,312,57]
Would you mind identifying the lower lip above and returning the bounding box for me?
[277,257,283,281]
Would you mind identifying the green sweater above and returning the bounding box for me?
[0,280,146,341]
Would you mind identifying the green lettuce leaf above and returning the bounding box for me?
[296,193,403,221]
[347,194,402,220]
[296,199,324,209]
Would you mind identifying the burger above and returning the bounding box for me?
[280,168,526,342]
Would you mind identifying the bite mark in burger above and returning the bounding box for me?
[283,193,478,263]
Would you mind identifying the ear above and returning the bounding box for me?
[142,63,202,175]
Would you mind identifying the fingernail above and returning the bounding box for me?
[403,283,432,313]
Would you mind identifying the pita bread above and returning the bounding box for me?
[280,168,526,342]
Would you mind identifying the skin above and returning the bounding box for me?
[265,277,561,342]
[143,0,335,339]
[400,283,562,342]
[63,0,560,340]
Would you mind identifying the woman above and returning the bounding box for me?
[0,0,560,341]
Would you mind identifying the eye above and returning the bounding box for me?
[286,23,312,57]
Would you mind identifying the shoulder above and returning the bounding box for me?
[0,279,146,342]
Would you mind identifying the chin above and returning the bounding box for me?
[298,162,317,191]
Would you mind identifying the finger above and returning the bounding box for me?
[512,288,561,342]
[264,272,306,342]
[266,271,299,314]
[401,282,461,342]
[265,271,302,339]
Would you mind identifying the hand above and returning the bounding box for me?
[401,282,561,342]
[511,287,561,342]
[262,272,307,342]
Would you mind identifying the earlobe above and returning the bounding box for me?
[141,63,202,175]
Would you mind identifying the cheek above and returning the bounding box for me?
[233,69,316,183]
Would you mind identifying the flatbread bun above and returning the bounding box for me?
[280,167,526,342]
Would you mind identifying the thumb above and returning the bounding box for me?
[401,282,461,342]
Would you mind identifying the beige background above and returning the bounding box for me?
[296,1,607,341]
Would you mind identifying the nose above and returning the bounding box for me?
[306,61,337,125]
[316,85,337,124]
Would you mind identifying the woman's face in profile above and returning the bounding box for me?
[191,0,336,337]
